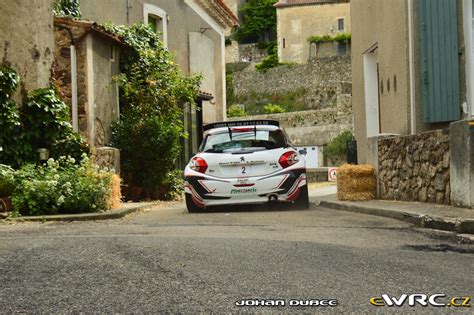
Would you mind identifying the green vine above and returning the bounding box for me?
[53,0,81,18]
[308,33,351,44]
[105,23,201,198]
[0,64,89,167]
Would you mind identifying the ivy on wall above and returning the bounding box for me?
[53,0,81,18]
[307,33,351,44]
[235,0,278,43]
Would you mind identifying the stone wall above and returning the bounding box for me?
[238,44,270,63]
[229,105,352,147]
[231,56,351,111]
[52,23,89,140]
[0,0,55,103]
[378,130,450,204]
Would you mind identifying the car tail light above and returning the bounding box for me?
[279,151,299,168]
[190,157,208,173]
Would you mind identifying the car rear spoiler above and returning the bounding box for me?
[203,120,280,131]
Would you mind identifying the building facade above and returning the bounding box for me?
[352,0,474,207]
[0,0,55,103]
[79,0,237,126]
[275,0,351,63]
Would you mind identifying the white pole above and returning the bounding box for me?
[70,45,79,132]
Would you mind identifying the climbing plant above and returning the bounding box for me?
[236,0,278,43]
[53,0,81,18]
[105,23,201,198]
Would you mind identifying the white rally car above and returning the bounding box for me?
[184,120,309,213]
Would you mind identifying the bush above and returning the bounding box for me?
[112,106,183,193]
[325,130,354,158]
[227,105,247,118]
[106,23,200,200]
[0,164,15,197]
[162,169,184,201]
[263,103,286,114]
[22,88,90,162]
[0,64,90,167]
[11,156,113,216]
[255,54,280,72]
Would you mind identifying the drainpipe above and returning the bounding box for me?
[408,0,416,135]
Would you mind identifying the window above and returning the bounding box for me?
[143,4,168,47]
[148,14,163,34]
[338,18,345,31]
[283,38,286,49]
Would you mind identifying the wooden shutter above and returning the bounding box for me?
[419,0,460,123]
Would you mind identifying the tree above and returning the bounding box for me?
[236,0,277,43]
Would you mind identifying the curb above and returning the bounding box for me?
[3,203,159,222]
[319,200,474,235]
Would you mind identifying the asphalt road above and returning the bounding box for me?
[0,201,472,313]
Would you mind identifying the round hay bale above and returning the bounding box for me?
[337,164,376,201]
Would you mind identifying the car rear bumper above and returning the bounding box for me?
[184,167,307,208]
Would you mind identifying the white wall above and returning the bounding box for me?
[189,32,216,123]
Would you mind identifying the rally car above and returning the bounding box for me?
[184,120,309,213]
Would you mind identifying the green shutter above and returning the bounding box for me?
[419,0,460,123]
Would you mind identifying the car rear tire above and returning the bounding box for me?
[294,184,310,209]
[185,193,202,213]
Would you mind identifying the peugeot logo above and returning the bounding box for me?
[240,157,245,162]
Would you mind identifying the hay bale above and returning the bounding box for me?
[108,174,122,209]
[337,164,376,201]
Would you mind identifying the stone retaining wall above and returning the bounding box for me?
[231,56,351,111]
[228,107,352,147]
[378,130,450,204]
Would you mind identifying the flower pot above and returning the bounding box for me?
[0,197,13,213]
[130,186,143,202]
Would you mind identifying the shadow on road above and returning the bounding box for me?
[191,202,315,213]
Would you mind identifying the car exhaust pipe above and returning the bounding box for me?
[268,194,278,202]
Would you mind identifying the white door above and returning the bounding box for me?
[363,49,380,136]
[297,146,319,169]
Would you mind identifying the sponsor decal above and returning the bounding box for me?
[231,188,257,194]
[370,294,471,308]
[235,299,338,307]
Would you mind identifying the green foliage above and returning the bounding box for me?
[53,0,81,18]
[111,106,183,192]
[235,89,306,115]
[162,169,184,201]
[0,164,15,197]
[105,23,201,198]
[308,33,351,44]
[334,33,352,43]
[325,130,354,158]
[227,105,247,118]
[226,74,235,105]
[236,0,278,42]
[263,103,286,114]
[255,53,280,72]
[104,23,201,112]
[225,36,232,46]
[11,156,112,216]
[0,65,20,100]
[0,64,89,167]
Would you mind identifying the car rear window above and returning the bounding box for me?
[200,129,288,153]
